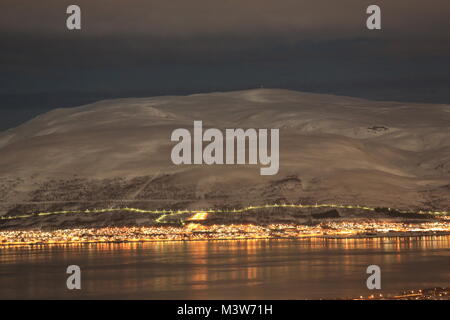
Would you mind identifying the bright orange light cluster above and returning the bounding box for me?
[187,212,209,221]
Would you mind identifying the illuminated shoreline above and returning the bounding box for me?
[2,221,450,247]
[353,287,450,300]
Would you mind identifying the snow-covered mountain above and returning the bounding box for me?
[0,89,449,217]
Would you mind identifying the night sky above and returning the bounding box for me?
[1,0,449,130]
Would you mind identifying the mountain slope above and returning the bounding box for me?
[0,89,449,217]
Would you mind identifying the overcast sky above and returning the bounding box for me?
[1,0,450,129]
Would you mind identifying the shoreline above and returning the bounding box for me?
[2,230,450,248]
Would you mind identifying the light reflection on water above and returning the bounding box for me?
[1,236,449,299]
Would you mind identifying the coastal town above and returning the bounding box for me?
[2,219,450,246]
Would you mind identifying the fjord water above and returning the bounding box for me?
[1,236,450,299]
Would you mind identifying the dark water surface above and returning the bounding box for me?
[1,236,449,299]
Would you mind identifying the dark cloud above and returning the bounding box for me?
[0,0,449,69]
[1,1,449,130]
[1,0,449,38]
